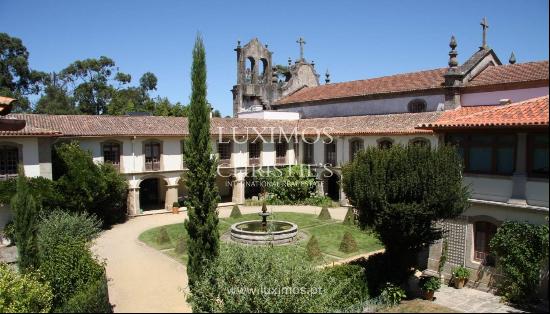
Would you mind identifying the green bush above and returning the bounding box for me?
[38,211,101,249]
[318,206,331,220]
[56,272,112,313]
[420,276,441,292]
[343,207,355,225]
[3,221,16,245]
[37,211,109,311]
[339,231,358,254]
[0,177,17,205]
[156,227,170,245]
[490,221,549,303]
[175,236,187,255]
[53,142,128,227]
[379,282,406,306]
[256,165,316,204]
[306,235,322,261]
[0,176,62,213]
[172,201,180,208]
[303,195,334,208]
[0,263,53,313]
[188,245,362,312]
[321,264,370,311]
[229,204,242,218]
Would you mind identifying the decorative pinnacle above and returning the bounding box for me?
[237,40,241,49]
[480,17,489,49]
[311,60,315,68]
[509,52,517,64]
[325,69,330,84]
[448,35,459,68]
[288,57,292,66]
[296,37,306,60]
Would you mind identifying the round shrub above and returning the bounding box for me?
[0,263,53,313]
[229,204,242,218]
[56,272,112,313]
[38,211,101,249]
[306,235,322,261]
[339,231,358,254]
[318,206,331,220]
[156,227,170,245]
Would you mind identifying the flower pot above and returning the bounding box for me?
[455,278,465,289]
[172,206,179,214]
[423,290,435,301]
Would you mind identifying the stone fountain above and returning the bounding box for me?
[230,203,298,245]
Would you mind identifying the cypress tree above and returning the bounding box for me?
[183,34,220,288]
[11,174,39,271]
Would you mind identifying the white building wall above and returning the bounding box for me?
[278,94,445,118]
[461,87,549,106]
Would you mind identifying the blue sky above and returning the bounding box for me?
[1,0,548,116]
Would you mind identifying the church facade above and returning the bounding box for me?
[1,21,548,292]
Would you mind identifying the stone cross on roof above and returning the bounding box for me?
[480,17,489,49]
[296,37,306,60]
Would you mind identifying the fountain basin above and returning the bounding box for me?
[230,220,298,245]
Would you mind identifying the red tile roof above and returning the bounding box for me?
[275,61,549,106]
[4,111,440,138]
[275,68,447,105]
[467,61,549,87]
[418,95,549,129]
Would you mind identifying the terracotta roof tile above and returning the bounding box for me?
[4,112,441,138]
[275,68,447,105]
[419,95,549,129]
[467,61,549,87]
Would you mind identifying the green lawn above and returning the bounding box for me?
[138,212,383,265]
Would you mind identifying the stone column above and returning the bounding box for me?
[510,133,527,205]
[164,184,179,210]
[127,187,140,216]
[232,172,245,204]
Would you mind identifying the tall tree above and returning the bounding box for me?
[11,174,40,271]
[0,33,47,112]
[342,145,469,283]
[183,34,220,289]
[34,81,78,115]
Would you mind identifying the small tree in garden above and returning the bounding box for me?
[11,174,39,271]
[230,204,242,218]
[339,231,358,253]
[343,207,355,225]
[490,221,549,303]
[306,235,322,261]
[318,206,331,220]
[342,145,469,283]
[156,227,171,245]
[183,34,220,289]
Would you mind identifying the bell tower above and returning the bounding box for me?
[232,38,277,115]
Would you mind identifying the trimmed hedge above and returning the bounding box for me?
[306,235,322,261]
[318,206,331,220]
[229,205,242,218]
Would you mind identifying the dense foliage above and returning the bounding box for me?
[1,32,219,116]
[490,221,549,303]
[183,34,220,289]
[53,142,128,226]
[0,263,53,313]
[342,145,469,283]
[11,175,40,271]
[379,283,406,306]
[256,165,316,203]
[37,211,109,312]
[188,245,368,312]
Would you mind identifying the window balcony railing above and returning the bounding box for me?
[249,157,261,166]
[0,173,18,181]
[219,158,231,167]
[145,160,161,171]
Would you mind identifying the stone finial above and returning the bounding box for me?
[288,57,292,66]
[509,52,517,64]
[311,60,315,68]
[237,40,241,49]
[325,69,331,84]
[448,35,459,68]
[297,37,306,61]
